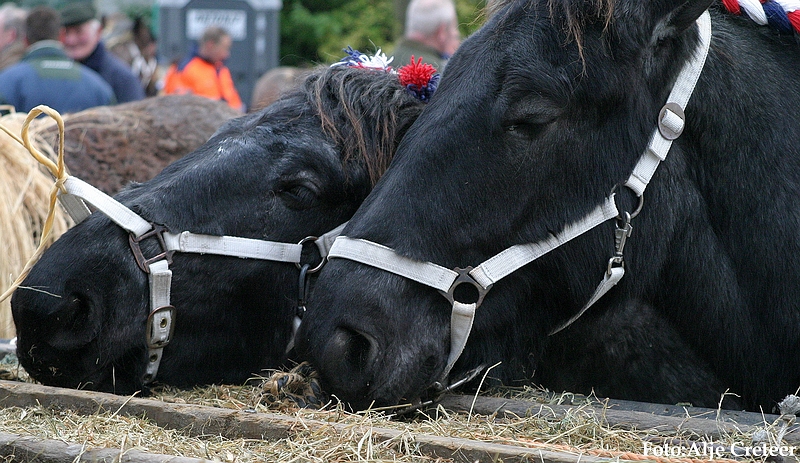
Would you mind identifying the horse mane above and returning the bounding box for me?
[304,65,426,186]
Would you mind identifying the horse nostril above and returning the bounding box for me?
[329,326,376,374]
[61,296,89,324]
[43,293,101,349]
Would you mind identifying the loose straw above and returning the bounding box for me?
[0,105,67,303]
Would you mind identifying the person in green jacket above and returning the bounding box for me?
[0,5,114,114]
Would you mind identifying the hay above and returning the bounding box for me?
[0,386,750,463]
[0,112,72,339]
[0,355,791,463]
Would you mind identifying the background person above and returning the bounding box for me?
[391,0,460,70]
[59,0,144,103]
[0,5,114,114]
[0,3,27,71]
[249,66,308,112]
[162,25,244,113]
[106,13,163,97]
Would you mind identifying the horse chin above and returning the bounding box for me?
[17,340,144,395]
[323,365,441,412]
[81,369,144,395]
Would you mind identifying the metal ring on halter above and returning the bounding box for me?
[295,236,326,273]
[437,267,492,307]
[610,184,644,219]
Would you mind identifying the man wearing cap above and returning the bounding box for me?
[59,0,144,103]
[0,6,114,114]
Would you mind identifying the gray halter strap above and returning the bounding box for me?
[326,11,711,384]
[57,175,345,384]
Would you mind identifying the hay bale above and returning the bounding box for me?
[36,95,241,195]
[0,113,72,339]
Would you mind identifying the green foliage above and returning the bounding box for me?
[279,0,396,66]
[456,0,488,36]
[279,0,487,67]
[123,3,152,20]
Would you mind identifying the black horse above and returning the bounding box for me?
[11,62,426,394]
[11,49,723,405]
[297,0,800,412]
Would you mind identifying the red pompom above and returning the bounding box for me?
[397,56,437,89]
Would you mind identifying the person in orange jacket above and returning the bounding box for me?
[163,25,244,112]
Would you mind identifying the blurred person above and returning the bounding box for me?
[0,3,27,70]
[392,0,460,70]
[59,1,144,103]
[107,15,162,97]
[0,5,113,114]
[249,66,308,111]
[162,25,244,112]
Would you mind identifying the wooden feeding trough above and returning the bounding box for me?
[0,378,797,463]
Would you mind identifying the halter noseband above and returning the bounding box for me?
[57,176,344,385]
[326,11,712,387]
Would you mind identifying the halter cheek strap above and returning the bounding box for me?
[57,175,346,384]
[329,198,621,380]
[326,11,712,386]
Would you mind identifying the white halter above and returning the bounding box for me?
[326,11,712,384]
[56,175,345,384]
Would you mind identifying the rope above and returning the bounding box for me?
[722,0,800,34]
[0,105,67,304]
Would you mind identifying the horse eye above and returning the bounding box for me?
[278,184,319,209]
[504,121,549,138]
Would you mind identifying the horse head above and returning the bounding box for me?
[11,60,428,394]
[297,0,800,412]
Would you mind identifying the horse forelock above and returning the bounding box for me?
[488,0,617,50]
[307,66,426,187]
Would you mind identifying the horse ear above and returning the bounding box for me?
[663,0,714,33]
[646,0,712,49]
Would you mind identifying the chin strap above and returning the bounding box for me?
[57,175,346,385]
[326,10,712,386]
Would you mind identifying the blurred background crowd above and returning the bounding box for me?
[0,0,488,115]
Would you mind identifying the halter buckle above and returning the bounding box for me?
[146,305,175,348]
[129,224,174,273]
[438,267,492,307]
[658,102,685,140]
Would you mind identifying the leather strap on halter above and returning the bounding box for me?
[56,175,346,385]
[326,10,712,385]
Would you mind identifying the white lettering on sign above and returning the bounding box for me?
[186,9,247,40]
